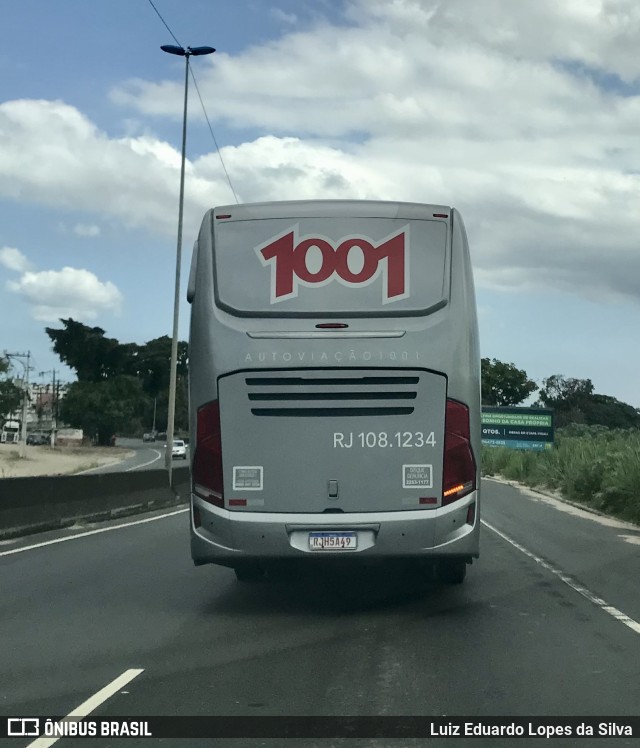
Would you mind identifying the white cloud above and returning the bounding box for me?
[194,135,388,203]
[1,0,640,306]
[0,99,224,236]
[271,8,298,25]
[111,0,640,139]
[108,0,640,304]
[0,246,34,273]
[72,223,101,237]
[7,267,123,322]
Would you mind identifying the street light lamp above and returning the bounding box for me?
[161,43,215,485]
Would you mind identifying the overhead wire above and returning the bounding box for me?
[146,0,182,48]
[145,0,240,203]
[189,68,239,204]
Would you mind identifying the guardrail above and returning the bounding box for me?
[0,466,190,540]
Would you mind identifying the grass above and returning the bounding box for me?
[0,449,24,464]
[481,425,640,525]
[70,462,102,474]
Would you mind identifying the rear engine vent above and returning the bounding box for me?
[245,374,419,418]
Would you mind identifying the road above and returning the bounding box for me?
[1,479,639,747]
[77,438,188,475]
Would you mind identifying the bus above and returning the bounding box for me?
[187,200,481,583]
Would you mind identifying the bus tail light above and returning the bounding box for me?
[442,399,476,505]
[193,399,224,508]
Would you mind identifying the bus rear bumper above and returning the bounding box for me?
[190,491,480,567]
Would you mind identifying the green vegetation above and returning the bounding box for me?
[45,319,188,444]
[60,375,148,446]
[480,360,640,523]
[0,357,24,426]
[481,358,538,406]
[482,425,640,524]
[538,374,640,429]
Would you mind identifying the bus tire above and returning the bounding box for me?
[437,559,467,585]
[234,562,265,582]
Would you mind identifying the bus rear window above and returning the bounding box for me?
[213,217,448,317]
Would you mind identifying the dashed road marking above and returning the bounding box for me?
[25,669,144,748]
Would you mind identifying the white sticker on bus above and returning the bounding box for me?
[232,466,264,491]
[402,464,433,489]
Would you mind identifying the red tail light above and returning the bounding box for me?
[442,399,476,505]
[192,399,224,508]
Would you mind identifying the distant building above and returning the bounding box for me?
[1,378,70,441]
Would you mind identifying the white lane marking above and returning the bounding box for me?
[76,447,163,475]
[25,669,144,748]
[125,448,162,472]
[618,534,640,546]
[481,518,640,636]
[0,508,189,557]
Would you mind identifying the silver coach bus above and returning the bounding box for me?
[187,200,481,583]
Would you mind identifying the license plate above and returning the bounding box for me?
[308,532,358,550]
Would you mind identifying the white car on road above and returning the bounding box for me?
[171,439,187,460]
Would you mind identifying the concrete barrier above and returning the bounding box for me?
[0,466,190,539]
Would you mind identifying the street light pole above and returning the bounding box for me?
[19,352,30,458]
[38,369,57,447]
[161,44,215,486]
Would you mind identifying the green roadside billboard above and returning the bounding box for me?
[481,406,554,451]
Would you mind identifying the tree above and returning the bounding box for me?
[538,376,640,429]
[481,358,538,406]
[45,321,188,393]
[45,318,128,382]
[538,375,594,426]
[582,394,640,430]
[133,336,188,398]
[536,375,640,429]
[0,357,23,426]
[60,376,149,445]
[45,320,190,433]
[128,336,189,432]
[0,380,23,426]
[539,375,595,410]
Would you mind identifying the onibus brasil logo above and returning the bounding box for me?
[255,225,410,304]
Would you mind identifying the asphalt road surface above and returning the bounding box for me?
[78,438,188,475]
[1,479,639,747]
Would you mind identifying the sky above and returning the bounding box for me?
[1,0,639,407]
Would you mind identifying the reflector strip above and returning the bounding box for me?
[229,499,247,506]
[466,503,476,525]
[419,497,438,505]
